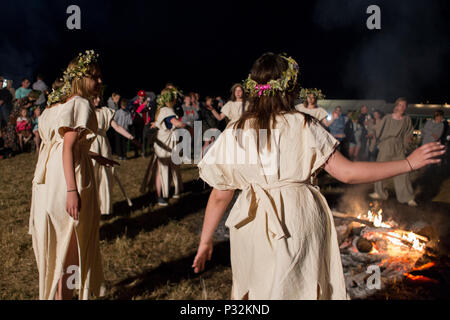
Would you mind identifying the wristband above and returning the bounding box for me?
[405,158,414,172]
[67,189,78,193]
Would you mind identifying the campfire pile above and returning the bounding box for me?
[333,204,439,299]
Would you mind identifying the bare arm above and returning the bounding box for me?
[170,117,187,128]
[213,109,226,121]
[110,119,133,140]
[192,188,235,273]
[321,119,330,127]
[324,142,445,184]
[62,130,81,220]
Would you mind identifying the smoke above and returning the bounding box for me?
[312,0,450,101]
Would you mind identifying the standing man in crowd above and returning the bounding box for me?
[357,105,370,160]
[0,76,13,128]
[32,74,48,108]
[15,78,32,100]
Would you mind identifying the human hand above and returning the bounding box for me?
[66,191,81,220]
[406,142,446,171]
[192,241,213,274]
[332,111,339,120]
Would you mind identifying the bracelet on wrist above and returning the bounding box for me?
[405,158,414,172]
[67,189,78,193]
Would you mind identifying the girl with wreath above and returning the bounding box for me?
[206,83,249,123]
[192,52,445,299]
[90,96,137,214]
[29,51,118,300]
[296,88,331,127]
[149,87,187,206]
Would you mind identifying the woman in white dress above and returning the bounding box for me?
[90,96,136,214]
[30,51,118,300]
[192,52,445,300]
[207,84,249,122]
[151,87,187,206]
[295,88,330,126]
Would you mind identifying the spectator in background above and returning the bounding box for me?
[32,74,48,107]
[328,106,346,146]
[201,96,221,156]
[421,110,445,145]
[15,78,32,100]
[181,95,199,128]
[32,107,41,154]
[129,90,148,157]
[357,105,369,160]
[107,92,121,111]
[344,111,362,161]
[16,107,32,152]
[0,77,13,128]
[114,98,134,160]
[189,92,201,118]
[367,110,384,162]
[6,80,16,101]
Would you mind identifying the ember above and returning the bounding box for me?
[334,204,437,299]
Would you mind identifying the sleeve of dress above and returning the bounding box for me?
[197,129,238,191]
[306,121,340,174]
[103,107,116,130]
[57,97,96,139]
[220,102,232,120]
[318,108,329,122]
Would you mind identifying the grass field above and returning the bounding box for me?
[1,151,449,300]
[0,152,232,300]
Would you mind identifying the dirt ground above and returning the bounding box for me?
[0,152,449,300]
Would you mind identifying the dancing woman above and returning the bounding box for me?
[207,83,248,122]
[296,88,330,126]
[29,51,117,300]
[90,96,136,214]
[192,53,445,300]
[151,87,187,206]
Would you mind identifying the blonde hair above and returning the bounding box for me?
[47,58,101,108]
[155,88,176,121]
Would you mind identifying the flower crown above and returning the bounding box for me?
[47,50,99,106]
[243,54,300,98]
[299,88,326,101]
[156,87,183,107]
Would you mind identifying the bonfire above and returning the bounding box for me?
[333,203,439,299]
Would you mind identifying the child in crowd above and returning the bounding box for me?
[114,98,133,160]
[16,108,32,151]
[32,107,41,154]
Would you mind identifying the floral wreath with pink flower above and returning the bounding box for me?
[243,54,300,98]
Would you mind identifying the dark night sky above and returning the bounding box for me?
[0,0,449,102]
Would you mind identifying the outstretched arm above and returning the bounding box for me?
[111,119,134,140]
[192,188,235,273]
[324,142,445,184]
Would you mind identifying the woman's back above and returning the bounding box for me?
[200,112,337,186]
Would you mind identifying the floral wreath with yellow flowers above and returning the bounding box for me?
[156,87,183,107]
[47,50,99,106]
[243,54,300,98]
[299,88,326,102]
